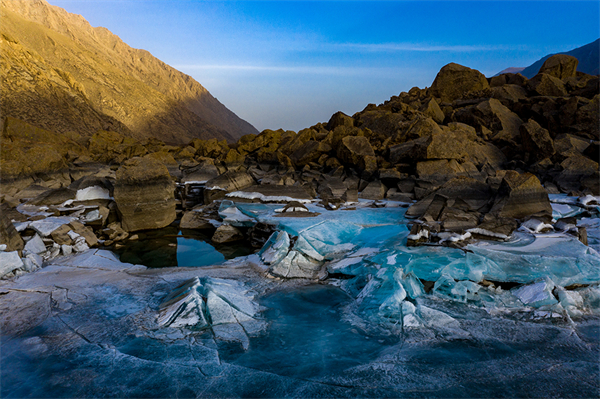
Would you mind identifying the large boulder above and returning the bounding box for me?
[555,154,599,192]
[203,171,254,203]
[528,73,568,97]
[416,159,481,183]
[538,54,579,80]
[519,119,555,161]
[430,63,490,102]
[0,207,24,254]
[113,157,176,232]
[474,99,523,143]
[489,171,552,220]
[336,136,377,172]
[326,111,354,131]
[290,141,332,167]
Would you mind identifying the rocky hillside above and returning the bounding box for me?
[0,0,258,144]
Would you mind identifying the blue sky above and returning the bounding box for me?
[50,1,600,132]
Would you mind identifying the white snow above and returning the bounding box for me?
[75,186,111,201]
[467,228,509,240]
[226,191,312,203]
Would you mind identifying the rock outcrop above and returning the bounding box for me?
[113,157,176,232]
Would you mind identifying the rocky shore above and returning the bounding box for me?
[1,54,599,279]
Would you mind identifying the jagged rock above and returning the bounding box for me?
[180,210,214,230]
[475,99,523,143]
[416,159,481,183]
[318,177,347,201]
[0,209,24,254]
[574,95,599,140]
[291,141,332,167]
[491,84,528,103]
[528,73,568,97]
[420,98,445,123]
[520,119,555,161]
[430,63,490,102]
[212,225,244,244]
[203,171,254,203]
[336,136,377,172]
[555,154,600,192]
[440,208,479,232]
[539,54,579,80]
[181,161,219,184]
[279,129,316,156]
[553,133,590,160]
[489,171,552,220]
[406,117,443,140]
[327,111,354,130]
[359,180,387,200]
[113,157,176,232]
[27,187,76,206]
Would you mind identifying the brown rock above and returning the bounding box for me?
[326,111,354,131]
[538,54,578,80]
[0,207,24,254]
[113,157,176,232]
[291,141,332,167]
[430,63,490,102]
[336,136,377,172]
[406,117,443,140]
[180,210,214,230]
[489,171,552,220]
[519,119,555,161]
[359,180,387,200]
[203,171,255,203]
[555,154,599,192]
[528,73,568,97]
[212,225,244,244]
[420,99,445,123]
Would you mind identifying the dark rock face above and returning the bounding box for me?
[430,63,490,102]
[520,119,555,161]
[114,157,176,232]
[0,207,24,254]
[490,171,552,220]
[203,171,254,203]
[528,73,568,97]
[539,54,579,80]
[336,136,376,172]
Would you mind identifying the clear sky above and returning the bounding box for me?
[50,0,599,132]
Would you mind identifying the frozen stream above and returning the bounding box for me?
[1,198,599,397]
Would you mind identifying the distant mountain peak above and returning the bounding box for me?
[0,0,258,144]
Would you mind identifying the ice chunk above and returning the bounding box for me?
[158,277,262,341]
[30,216,76,237]
[437,231,471,243]
[401,301,421,328]
[218,205,256,227]
[326,256,363,275]
[554,286,584,317]
[24,234,46,255]
[75,186,111,201]
[295,221,361,259]
[270,250,323,279]
[579,195,599,206]
[466,228,509,240]
[418,304,461,329]
[433,275,480,303]
[0,251,24,278]
[521,219,553,234]
[400,272,425,299]
[293,234,324,261]
[259,231,290,265]
[22,253,43,272]
[512,279,558,308]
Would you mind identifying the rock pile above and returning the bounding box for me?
[1,54,598,277]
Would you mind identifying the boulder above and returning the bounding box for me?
[490,84,528,103]
[212,225,244,244]
[113,157,176,232]
[203,171,255,203]
[0,208,24,254]
[28,187,76,206]
[519,119,555,161]
[475,99,523,143]
[538,54,578,80]
[291,141,332,167]
[489,171,552,220]
[180,211,214,230]
[528,73,568,97]
[326,111,354,131]
[318,177,347,201]
[420,99,445,123]
[405,117,443,140]
[416,159,481,183]
[555,154,599,192]
[430,63,490,102]
[359,180,387,200]
[553,133,590,160]
[336,136,377,172]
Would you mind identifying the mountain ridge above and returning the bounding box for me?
[0,0,258,144]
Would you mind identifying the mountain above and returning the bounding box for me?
[493,67,525,77]
[496,39,599,79]
[0,0,258,145]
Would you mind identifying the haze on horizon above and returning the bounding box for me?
[49,0,599,133]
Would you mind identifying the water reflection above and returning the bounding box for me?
[112,226,254,268]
